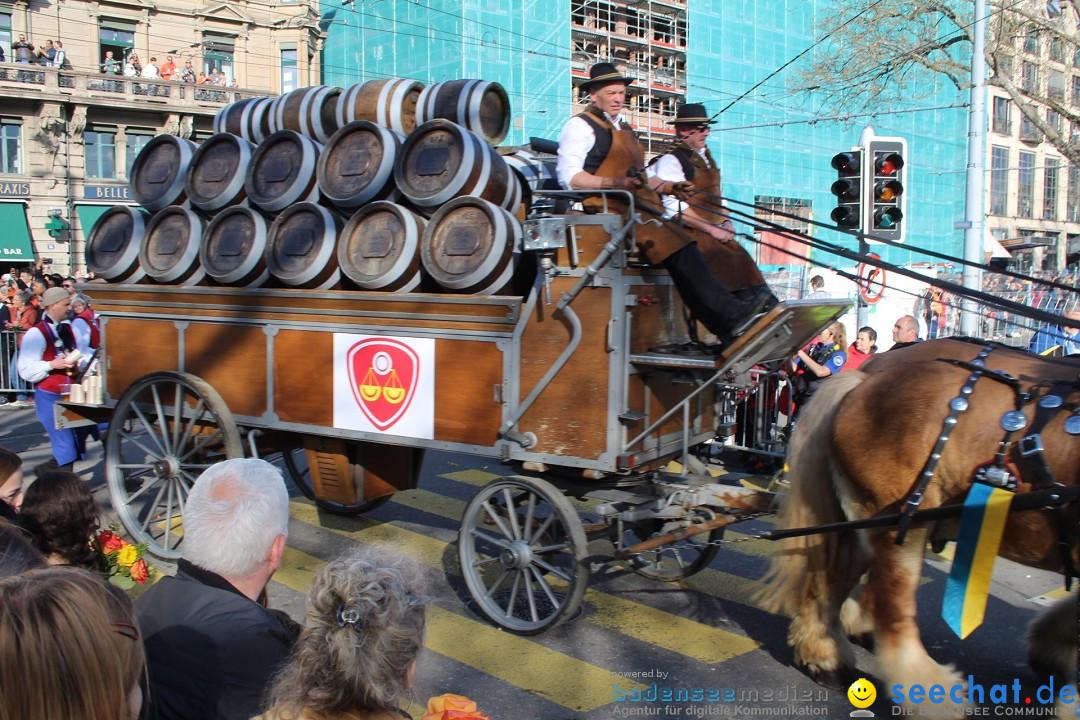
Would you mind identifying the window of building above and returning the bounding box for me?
[203,33,235,84]
[1022,61,1038,92]
[1049,69,1065,99]
[1044,156,1060,220]
[990,146,1009,216]
[1073,76,1080,106]
[124,132,153,178]
[99,19,136,70]
[1020,114,1041,142]
[1018,151,1036,218]
[997,54,1014,79]
[0,12,11,63]
[1048,108,1063,134]
[1069,166,1080,222]
[1050,36,1065,63]
[85,129,117,179]
[280,46,298,93]
[0,120,21,175]
[1024,26,1039,55]
[992,96,1011,134]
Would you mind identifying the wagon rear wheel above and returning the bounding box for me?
[105,371,242,560]
[281,446,391,515]
[624,509,722,581]
[458,476,588,634]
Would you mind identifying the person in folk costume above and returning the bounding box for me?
[649,102,776,337]
[16,287,91,472]
[556,63,776,346]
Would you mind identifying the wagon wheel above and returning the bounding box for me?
[624,508,723,582]
[458,476,588,635]
[106,371,242,560]
[281,446,391,515]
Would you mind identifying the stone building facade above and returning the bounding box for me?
[0,0,322,275]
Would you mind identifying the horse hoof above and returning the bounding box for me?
[805,666,859,691]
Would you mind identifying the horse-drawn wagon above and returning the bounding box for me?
[62,209,847,633]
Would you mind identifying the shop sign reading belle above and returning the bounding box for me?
[333,334,435,439]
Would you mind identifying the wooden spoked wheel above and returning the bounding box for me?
[105,372,242,559]
[281,446,391,515]
[457,476,588,634]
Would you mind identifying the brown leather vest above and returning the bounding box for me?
[673,146,725,225]
[577,110,690,265]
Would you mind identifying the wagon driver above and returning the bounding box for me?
[649,101,773,307]
[16,286,90,473]
[556,63,775,345]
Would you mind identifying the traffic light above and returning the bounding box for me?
[830,150,863,231]
[867,138,907,242]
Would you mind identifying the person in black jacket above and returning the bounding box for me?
[136,458,301,720]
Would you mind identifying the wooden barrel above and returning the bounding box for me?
[416,79,510,146]
[338,202,426,292]
[503,150,559,199]
[265,202,343,290]
[317,121,403,211]
[269,85,342,143]
[245,130,323,212]
[199,205,270,287]
[130,135,198,212]
[336,78,424,136]
[395,119,519,211]
[138,206,206,285]
[421,197,521,294]
[85,207,150,283]
[185,132,255,212]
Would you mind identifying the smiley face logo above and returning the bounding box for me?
[847,678,876,709]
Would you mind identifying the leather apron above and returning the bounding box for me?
[580,113,691,265]
[681,148,764,292]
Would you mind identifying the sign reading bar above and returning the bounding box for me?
[0,181,31,198]
[84,184,132,201]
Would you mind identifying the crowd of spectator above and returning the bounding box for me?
[0,453,479,720]
[98,49,234,86]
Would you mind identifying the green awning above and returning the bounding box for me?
[77,204,113,237]
[0,203,34,262]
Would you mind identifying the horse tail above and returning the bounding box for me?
[758,369,869,616]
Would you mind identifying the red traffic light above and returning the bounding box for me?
[875,153,904,176]
[832,152,861,174]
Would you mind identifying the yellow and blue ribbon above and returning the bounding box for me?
[941,483,1014,638]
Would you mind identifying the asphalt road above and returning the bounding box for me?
[1,406,1074,720]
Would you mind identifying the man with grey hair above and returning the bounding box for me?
[137,458,300,720]
[889,314,921,351]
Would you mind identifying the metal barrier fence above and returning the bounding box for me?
[0,331,32,396]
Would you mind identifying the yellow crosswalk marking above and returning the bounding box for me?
[273,543,638,711]
[289,500,759,666]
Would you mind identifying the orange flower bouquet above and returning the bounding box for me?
[422,694,491,720]
[94,524,155,587]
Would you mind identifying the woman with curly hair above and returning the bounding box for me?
[257,548,430,720]
[18,470,98,568]
[0,567,145,720]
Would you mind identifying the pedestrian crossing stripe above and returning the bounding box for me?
[288,499,759,666]
[276,545,642,712]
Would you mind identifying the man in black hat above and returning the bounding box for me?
[649,102,773,306]
[556,63,773,345]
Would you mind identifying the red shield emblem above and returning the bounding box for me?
[345,338,420,431]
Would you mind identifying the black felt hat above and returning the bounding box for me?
[667,103,717,125]
[580,62,634,93]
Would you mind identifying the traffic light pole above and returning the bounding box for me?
[960,0,987,336]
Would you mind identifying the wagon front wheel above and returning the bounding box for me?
[105,371,242,560]
[458,476,588,634]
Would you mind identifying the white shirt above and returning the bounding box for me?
[556,111,629,189]
[123,62,138,77]
[649,147,711,217]
[142,64,160,79]
[17,318,90,384]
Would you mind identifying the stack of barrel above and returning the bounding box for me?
[85,78,560,296]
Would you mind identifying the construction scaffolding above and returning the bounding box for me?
[570,0,687,157]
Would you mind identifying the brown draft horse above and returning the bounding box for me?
[759,338,1078,709]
